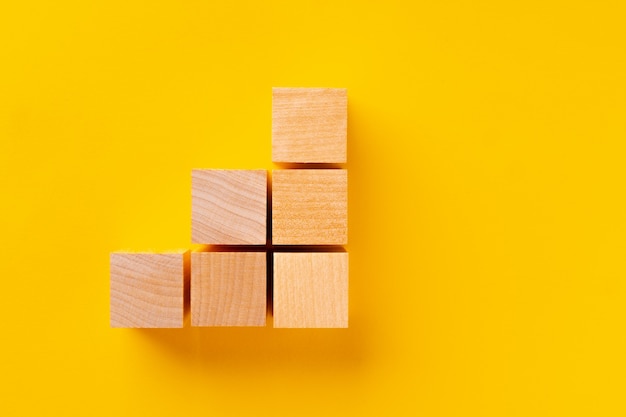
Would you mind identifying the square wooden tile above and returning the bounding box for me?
[273,252,349,328]
[272,88,347,163]
[272,169,347,245]
[191,252,266,327]
[192,169,267,245]
[110,252,186,328]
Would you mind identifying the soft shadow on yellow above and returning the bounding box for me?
[136,317,369,375]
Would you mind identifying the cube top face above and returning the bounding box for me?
[110,253,185,328]
[192,169,267,245]
[272,169,347,245]
[273,252,348,328]
[191,252,266,327]
[272,88,347,163]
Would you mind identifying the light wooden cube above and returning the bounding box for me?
[272,169,347,245]
[192,169,267,245]
[273,252,349,328]
[191,252,266,327]
[110,252,187,328]
[272,88,347,163]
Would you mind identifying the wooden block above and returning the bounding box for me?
[273,252,349,328]
[192,169,267,245]
[272,88,347,163]
[110,252,186,328]
[272,169,347,245]
[191,252,266,326]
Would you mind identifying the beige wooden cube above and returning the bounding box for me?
[110,252,187,328]
[191,252,266,327]
[192,169,267,245]
[272,88,347,163]
[272,169,347,245]
[273,252,348,328]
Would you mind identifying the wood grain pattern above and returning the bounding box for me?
[272,169,347,245]
[110,252,186,328]
[192,169,267,245]
[272,88,347,163]
[191,252,266,327]
[273,252,348,328]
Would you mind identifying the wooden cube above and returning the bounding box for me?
[272,169,347,245]
[110,252,187,328]
[273,252,349,328]
[192,169,267,245]
[191,252,266,326]
[272,88,347,163]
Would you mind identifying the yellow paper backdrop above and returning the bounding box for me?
[1,1,625,415]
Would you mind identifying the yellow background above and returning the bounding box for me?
[1,1,625,415]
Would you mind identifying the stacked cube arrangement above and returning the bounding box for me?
[110,88,348,329]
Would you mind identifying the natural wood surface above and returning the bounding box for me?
[272,88,347,163]
[110,252,186,328]
[191,252,266,327]
[273,252,348,328]
[272,169,347,245]
[192,169,267,245]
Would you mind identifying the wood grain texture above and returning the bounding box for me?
[191,252,266,327]
[272,169,347,245]
[110,252,186,328]
[192,169,267,245]
[272,88,347,163]
[273,252,348,328]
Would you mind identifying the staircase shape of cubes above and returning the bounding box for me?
[110,88,348,329]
